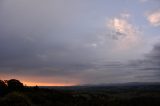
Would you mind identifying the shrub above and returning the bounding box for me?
[6,79,24,92]
[0,92,33,106]
[0,80,7,96]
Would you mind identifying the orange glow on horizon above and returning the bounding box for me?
[23,81,77,86]
[0,75,79,86]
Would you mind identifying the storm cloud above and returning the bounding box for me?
[0,0,159,85]
[0,0,109,84]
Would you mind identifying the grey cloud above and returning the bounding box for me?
[142,43,160,70]
[125,42,160,81]
[0,0,159,85]
[0,0,102,80]
[81,42,160,84]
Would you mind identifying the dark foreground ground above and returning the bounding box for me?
[1,81,160,106]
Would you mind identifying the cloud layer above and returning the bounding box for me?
[107,17,141,50]
[0,0,159,85]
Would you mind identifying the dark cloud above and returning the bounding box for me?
[142,43,160,71]
[125,42,160,81]
[0,0,159,84]
[0,0,102,82]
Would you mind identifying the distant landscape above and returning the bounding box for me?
[1,79,160,106]
[0,0,160,106]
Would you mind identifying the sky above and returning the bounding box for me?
[0,0,160,86]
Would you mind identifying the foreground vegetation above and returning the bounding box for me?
[1,79,160,106]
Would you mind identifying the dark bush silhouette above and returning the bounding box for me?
[6,79,24,92]
[0,80,7,96]
[0,92,32,106]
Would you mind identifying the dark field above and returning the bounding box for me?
[1,80,160,106]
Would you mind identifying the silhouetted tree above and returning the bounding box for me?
[0,80,7,96]
[6,79,24,92]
